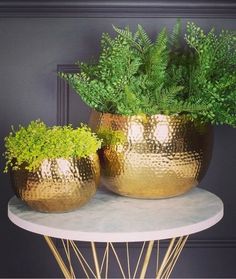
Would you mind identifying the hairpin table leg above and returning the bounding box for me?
[44,235,189,279]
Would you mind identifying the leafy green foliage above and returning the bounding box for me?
[97,127,126,146]
[169,18,182,49]
[60,21,236,126]
[4,120,102,172]
[184,22,236,125]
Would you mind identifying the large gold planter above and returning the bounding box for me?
[11,155,100,212]
[89,111,213,198]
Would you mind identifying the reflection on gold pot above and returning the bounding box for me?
[89,111,213,199]
[11,155,100,212]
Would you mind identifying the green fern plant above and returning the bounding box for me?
[60,21,236,126]
[4,120,102,172]
[184,22,236,125]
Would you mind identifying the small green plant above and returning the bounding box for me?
[60,21,236,126]
[4,120,102,172]
[97,127,126,146]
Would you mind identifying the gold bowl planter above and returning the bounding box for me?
[89,111,213,199]
[10,155,100,212]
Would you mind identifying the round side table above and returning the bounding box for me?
[8,187,223,279]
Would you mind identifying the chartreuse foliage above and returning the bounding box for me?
[4,120,102,172]
[97,127,126,146]
[60,21,236,126]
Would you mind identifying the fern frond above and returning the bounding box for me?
[167,85,184,96]
[128,58,143,77]
[137,24,153,52]
[169,19,182,49]
[101,33,115,48]
[112,25,143,52]
[147,27,169,92]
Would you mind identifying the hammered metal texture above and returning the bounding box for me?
[89,111,213,199]
[11,155,100,212]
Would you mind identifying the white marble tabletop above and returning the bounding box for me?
[8,187,223,242]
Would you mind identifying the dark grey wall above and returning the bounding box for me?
[0,1,236,278]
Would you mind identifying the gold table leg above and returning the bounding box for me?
[156,236,188,279]
[140,240,155,279]
[44,235,188,279]
[44,236,72,279]
[91,242,101,279]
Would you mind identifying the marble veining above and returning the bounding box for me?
[8,187,223,242]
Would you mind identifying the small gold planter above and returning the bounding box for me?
[89,111,213,199]
[11,155,100,212]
